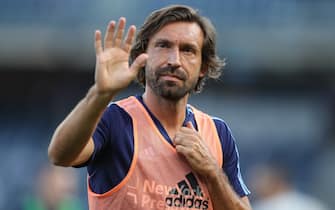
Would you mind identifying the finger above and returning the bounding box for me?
[175,145,189,156]
[175,145,198,162]
[95,30,103,55]
[113,17,126,46]
[186,121,196,130]
[129,53,148,75]
[173,132,194,147]
[122,25,136,52]
[179,122,197,135]
[104,20,116,48]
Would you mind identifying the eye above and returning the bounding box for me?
[155,41,170,48]
[181,46,196,55]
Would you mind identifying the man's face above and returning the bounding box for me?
[145,21,204,101]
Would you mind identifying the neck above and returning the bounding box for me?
[142,89,188,130]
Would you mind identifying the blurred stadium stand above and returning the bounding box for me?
[0,0,334,209]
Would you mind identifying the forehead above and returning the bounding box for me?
[149,22,204,47]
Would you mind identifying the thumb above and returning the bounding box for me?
[186,121,196,130]
[130,53,148,74]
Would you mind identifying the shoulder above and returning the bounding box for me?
[102,101,132,125]
[188,106,234,149]
[92,101,133,150]
[106,101,130,116]
[210,116,237,155]
[187,105,232,138]
[194,108,233,140]
[211,116,231,135]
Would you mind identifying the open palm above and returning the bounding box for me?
[94,17,147,97]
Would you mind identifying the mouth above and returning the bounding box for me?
[155,66,187,82]
[159,74,184,81]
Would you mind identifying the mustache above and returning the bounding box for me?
[155,66,187,81]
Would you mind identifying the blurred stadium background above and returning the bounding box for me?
[0,0,334,209]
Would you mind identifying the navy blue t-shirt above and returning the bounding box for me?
[84,96,250,197]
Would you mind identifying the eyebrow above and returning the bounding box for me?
[154,38,200,50]
[154,39,171,45]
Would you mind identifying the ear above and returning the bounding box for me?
[199,64,208,77]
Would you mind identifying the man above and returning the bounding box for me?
[250,162,329,210]
[22,165,82,210]
[48,5,252,210]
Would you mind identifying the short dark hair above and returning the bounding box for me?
[129,5,225,93]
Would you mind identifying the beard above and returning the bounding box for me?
[146,65,198,101]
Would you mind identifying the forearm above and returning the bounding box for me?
[48,85,114,166]
[205,168,252,210]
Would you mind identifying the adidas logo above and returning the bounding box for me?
[165,172,209,209]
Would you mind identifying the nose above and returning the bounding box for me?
[167,48,181,66]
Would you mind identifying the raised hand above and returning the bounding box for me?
[94,17,148,98]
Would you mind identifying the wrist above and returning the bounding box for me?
[86,85,115,109]
[204,166,226,184]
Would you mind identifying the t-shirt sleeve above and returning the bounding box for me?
[78,103,119,166]
[78,103,134,193]
[90,105,113,163]
[213,118,250,197]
